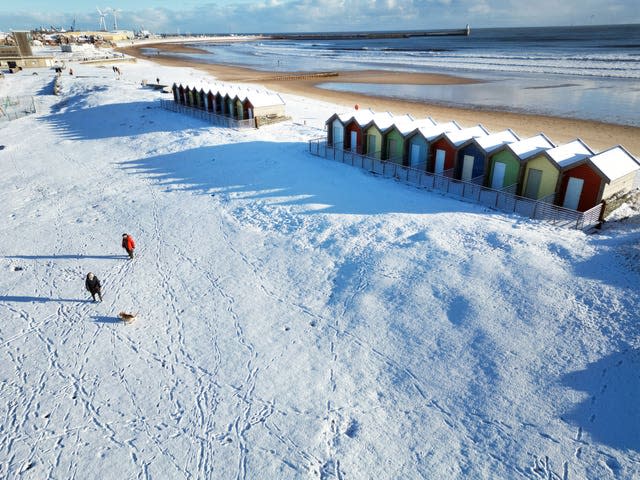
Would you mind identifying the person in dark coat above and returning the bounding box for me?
[85,272,102,302]
[122,233,136,259]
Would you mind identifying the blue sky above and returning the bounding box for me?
[0,1,638,34]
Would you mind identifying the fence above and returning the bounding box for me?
[309,139,602,231]
[0,96,36,122]
[160,99,256,129]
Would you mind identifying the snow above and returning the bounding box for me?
[548,139,594,168]
[1,55,640,480]
[590,146,640,182]
[508,133,557,160]
[444,124,490,147]
[476,129,520,154]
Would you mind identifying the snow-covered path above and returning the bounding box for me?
[1,59,639,479]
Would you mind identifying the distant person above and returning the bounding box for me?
[122,233,136,259]
[85,272,103,302]
[69,68,73,75]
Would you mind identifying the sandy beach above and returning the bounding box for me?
[118,41,640,156]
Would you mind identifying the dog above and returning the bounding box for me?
[118,311,138,324]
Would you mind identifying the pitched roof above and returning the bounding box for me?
[415,121,461,141]
[444,125,489,147]
[475,129,520,154]
[507,134,556,160]
[547,139,594,168]
[589,145,640,182]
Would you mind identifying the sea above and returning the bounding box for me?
[161,24,640,126]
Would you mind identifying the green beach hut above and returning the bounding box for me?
[486,134,556,193]
[520,139,594,201]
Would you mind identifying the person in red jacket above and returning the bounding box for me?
[122,233,136,259]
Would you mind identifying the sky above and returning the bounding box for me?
[0,0,638,34]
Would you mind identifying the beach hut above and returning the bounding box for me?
[404,121,461,169]
[428,125,489,175]
[178,84,186,105]
[342,109,376,153]
[207,90,215,112]
[485,134,555,192]
[171,83,179,103]
[520,139,594,201]
[214,91,224,114]
[381,116,434,164]
[325,112,357,148]
[247,91,286,120]
[198,88,207,110]
[557,145,640,211]
[456,129,520,182]
[363,112,395,159]
[235,95,245,120]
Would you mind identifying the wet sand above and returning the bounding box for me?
[119,41,640,156]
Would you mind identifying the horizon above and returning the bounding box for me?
[5,22,639,36]
[1,1,639,35]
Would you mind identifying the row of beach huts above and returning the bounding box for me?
[325,109,640,213]
[170,82,286,126]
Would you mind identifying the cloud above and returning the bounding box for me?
[0,0,638,33]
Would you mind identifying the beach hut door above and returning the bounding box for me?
[462,155,474,181]
[333,124,344,147]
[524,169,543,199]
[435,150,445,174]
[491,162,506,189]
[563,177,584,210]
[350,131,358,152]
[410,143,421,166]
[248,108,253,119]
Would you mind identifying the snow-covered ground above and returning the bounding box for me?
[1,55,639,480]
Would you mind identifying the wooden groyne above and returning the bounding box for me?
[259,71,339,81]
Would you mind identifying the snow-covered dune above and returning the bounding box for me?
[1,57,638,479]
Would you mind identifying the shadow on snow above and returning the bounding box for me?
[41,100,210,140]
[561,347,640,453]
[0,296,92,303]
[6,254,125,260]
[118,141,493,216]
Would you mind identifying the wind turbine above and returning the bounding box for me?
[96,7,108,31]
[111,8,122,30]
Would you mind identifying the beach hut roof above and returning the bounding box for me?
[348,108,377,127]
[475,129,520,153]
[415,121,461,141]
[547,139,594,168]
[507,133,556,160]
[366,111,397,131]
[444,124,489,147]
[394,116,435,136]
[589,145,640,182]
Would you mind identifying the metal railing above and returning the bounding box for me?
[311,139,602,230]
[0,96,36,122]
[160,99,256,129]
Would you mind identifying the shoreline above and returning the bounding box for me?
[118,42,640,156]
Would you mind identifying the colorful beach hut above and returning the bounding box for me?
[171,83,179,103]
[362,112,396,159]
[557,145,640,211]
[381,117,435,165]
[342,109,377,153]
[520,139,594,201]
[428,125,489,175]
[485,134,555,192]
[404,121,461,169]
[326,112,357,148]
[456,129,520,182]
